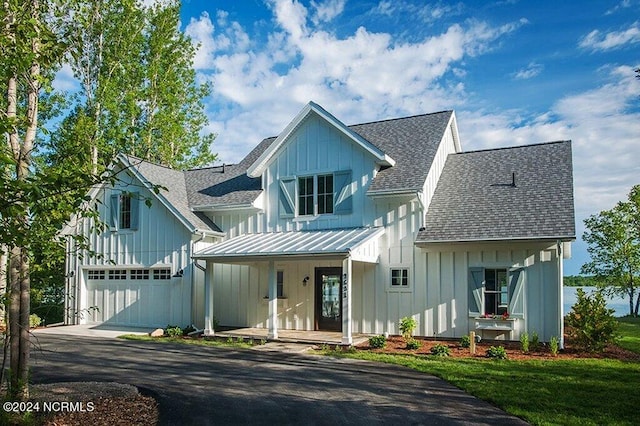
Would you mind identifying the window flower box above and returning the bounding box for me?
[474,317,517,331]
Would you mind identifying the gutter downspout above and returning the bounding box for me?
[557,240,565,349]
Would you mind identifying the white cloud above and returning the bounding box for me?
[579,21,640,51]
[605,0,632,15]
[512,62,543,80]
[310,0,346,24]
[52,63,79,92]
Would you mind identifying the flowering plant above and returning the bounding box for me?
[501,311,510,320]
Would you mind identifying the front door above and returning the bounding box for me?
[315,267,342,331]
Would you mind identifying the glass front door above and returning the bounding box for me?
[315,267,342,331]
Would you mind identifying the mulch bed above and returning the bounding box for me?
[43,395,158,426]
[355,335,640,362]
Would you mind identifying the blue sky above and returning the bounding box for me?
[81,0,640,274]
[183,0,639,275]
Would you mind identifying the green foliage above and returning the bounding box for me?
[581,185,640,317]
[405,338,420,350]
[520,332,529,353]
[430,343,450,356]
[29,314,41,329]
[165,325,182,338]
[368,335,387,349]
[212,316,220,332]
[459,335,471,348]
[486,346,508,359]
[563,275,599,287]
[565,288,618,352]
[531,331,540,352]
[549,336,559,356]
[399,316,417,340]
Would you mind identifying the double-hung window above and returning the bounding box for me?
[110,191,139,231]
[297,174,333,216]
[468,267,525,317]
[279,170,352,218]
[483,269,508,315]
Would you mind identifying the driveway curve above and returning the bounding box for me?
[31,335,527,425]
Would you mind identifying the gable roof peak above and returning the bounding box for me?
[246,101,395,178]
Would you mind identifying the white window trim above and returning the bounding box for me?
[296,172,335,217]
[387,266,412,293]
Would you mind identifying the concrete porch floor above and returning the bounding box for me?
[213,327,371,346]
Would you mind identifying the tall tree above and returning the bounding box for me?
[582,185,640,317]
[57,0,216,170]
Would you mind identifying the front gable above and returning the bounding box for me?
[259,106,394,230]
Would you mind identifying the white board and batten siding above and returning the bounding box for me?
[68,172,201,328]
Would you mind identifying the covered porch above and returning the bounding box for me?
[193,227,384,345]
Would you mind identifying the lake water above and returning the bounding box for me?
[563,286,630,317]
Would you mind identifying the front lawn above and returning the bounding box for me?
[323,318,640,426]
[617,316,640,353]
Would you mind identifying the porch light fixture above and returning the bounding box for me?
[173,269,184,278]
[302,276,309,286]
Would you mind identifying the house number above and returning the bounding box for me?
[342,273,347,298]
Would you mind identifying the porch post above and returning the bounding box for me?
[557,241,564,349]
[204,262,214,336]
[341,255,352,345]
[268,260,278,339]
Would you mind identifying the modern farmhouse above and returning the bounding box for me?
[63,102,575,344]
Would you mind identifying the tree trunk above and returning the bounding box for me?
[634,291,640,317]
[0,248,6,325]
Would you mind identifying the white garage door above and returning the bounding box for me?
[85,268,173,327]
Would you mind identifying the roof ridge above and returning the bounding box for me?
[123,154,181,171]
[458,140,571,155]
[348,110,453,127]
[186,163,238,172]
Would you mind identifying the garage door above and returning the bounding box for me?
[85,268,172,327]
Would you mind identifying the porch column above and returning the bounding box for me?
[557,241,564,349]
[204,262,214,336]
[268,260,278,339]
[341,255,352,345]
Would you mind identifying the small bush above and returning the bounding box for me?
[531,331,540,352]
[486,345,508,359]
[226,336,234,344]
[459,335,471,348]
[369,335,387,349]
[565,288,618,352]
[165,325,182,338]
[549,336,559,356]
[520,332,529,353]
[212,316,220,332]
[405,338,420,350]
[399,316,417,340]
[29,314,42,329]
[430,343,450,356]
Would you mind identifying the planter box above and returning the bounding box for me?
[474,317,516,331]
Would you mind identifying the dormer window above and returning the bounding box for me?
[279,170,352,218]
[297,174,333,216]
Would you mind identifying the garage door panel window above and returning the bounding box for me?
[108,269,127,280]
[131,269,150,280]
[88,270,105,280]
[153,269,171,280]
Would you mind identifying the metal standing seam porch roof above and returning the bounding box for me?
[193,227,384,261]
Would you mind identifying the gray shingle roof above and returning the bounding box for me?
[123,156,221,233]
[416,141,576,243]
[350,111,453,193]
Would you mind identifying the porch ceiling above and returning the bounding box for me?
[193,227,383,263]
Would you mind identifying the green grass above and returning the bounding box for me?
[118,334,254,349]
[321,318,640,426]
[617,316,640,354]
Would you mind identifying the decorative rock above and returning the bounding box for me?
[149,328,164,337]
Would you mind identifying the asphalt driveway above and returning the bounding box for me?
[30,335,527,425]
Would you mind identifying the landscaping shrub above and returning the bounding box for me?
[520,332,529,353]
[531,331,540,352]
[29,314,42,329]
[550,336,559,356]
[165,325,182,338]
[430,343,450,356]
[459,335,471,348]
[182,325,197,335]
[399,316,417,340]
[565,288,618,352]
[486,346,508,359]
[369,335,387,349]
[406,338,420,350]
